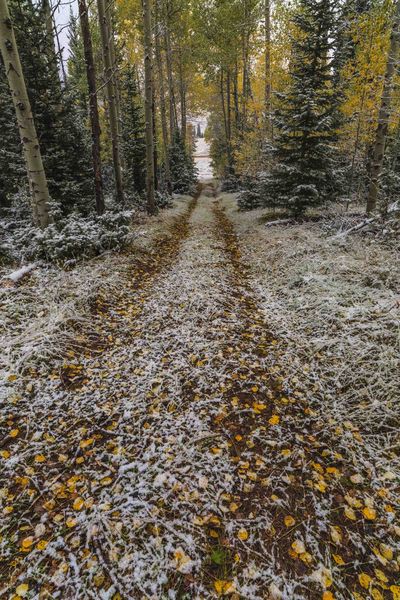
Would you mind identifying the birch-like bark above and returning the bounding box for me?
[78,0,104,215]
[164,2,177,138]
[0,0,51,228]
[366,0,400,214]
[143,0,156,214]
[97,0,124,202]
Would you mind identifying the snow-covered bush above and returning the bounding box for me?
[1,204,135,264]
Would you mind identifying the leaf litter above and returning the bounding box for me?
[0,187,399,599]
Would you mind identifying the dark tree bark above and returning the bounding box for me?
[78,0,104,215]
[97,0,124,202]
[142,0,156,214]
[366,0,400,213]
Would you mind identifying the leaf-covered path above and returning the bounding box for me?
[1,188,399,600]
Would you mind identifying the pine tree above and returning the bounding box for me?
[67,11,88,112]
[266,0,343,216]
[0,0,93,213]
[120,67,146,195]
[169,129,198,194]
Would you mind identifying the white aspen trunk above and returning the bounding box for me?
[366,0,400,214]
[142,0,156,214]
[0,0,51,228]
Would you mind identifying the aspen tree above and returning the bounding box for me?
[0,0,51,228]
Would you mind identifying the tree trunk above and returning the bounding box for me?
[152,82,158,192]
[164,4,177,138]
[78,0,104,215]
[97,0,124,202]
[142,0,156,214]
[366,0,400,214]
[155,0,172,194]
[178,47,186,145]
[0,0,51,228]
[264,0,272,137]
[105,0,122,144]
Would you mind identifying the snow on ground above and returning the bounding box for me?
[194,137,213,182]
[1,188,399,599]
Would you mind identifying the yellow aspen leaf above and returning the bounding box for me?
[326,467,340,476]
[269,415,280,425]
[344,506,357,520]
[79,438,94,449]
[21,536,34,550]
[66,517,77,528]
[229,502,239,513]
[7,374,17,382]
[34,454,46,463]
[379,544,393,560]
[0,450,10,459]
[73,497,84,511]
[315,481,327,493]
[3,505,14,514]
[237,528,249,541]
[281,448,292,457]
[284,515,296,527]
[251,386,258,393]
[371,589,383,600]
[374,569,388,583]
[291,540,306,554]
[323,593,335,600]
[214,580,235,595]
[299,552,313,565]
[358,573,372,589]
[100,477,113,486]
[253,402,266,413]
[362,507,376,520]
[15,584,29,597]
[9,429,19,438]
[333,554,345,565]
[234,435,243,441]
[330,526,342,544]
[390,585,400,600]
[36,540,48,551]
[43,499,55,511]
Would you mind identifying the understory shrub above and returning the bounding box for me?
[0,194,135,264]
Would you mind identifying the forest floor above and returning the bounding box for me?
[0,185,399,600]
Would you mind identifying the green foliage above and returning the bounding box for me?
[265,0,344,215]
[120,67,146,195]
[169,129,198,194]
[0,0,93,213]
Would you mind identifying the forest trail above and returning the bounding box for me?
[1,188,399,600]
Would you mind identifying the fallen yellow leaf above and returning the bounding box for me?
[284,515,296,527]
[9,429,19,438]
[21,536,34,550]
[358,573,372,589]
[214,580,235,595]
[291,539,306,554]
[66,517,77,528]
[16,584,29,597]
[34,454,46,463]
[237,528,249,541]
[269,415,280,425]
[362,507,376,520]
[73,497,84,511]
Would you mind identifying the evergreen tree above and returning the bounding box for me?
[0,58,23,206]
[0,0,93,213]
[67,11,88,112]
[266,0,343,215]
[169,129,198,194]
[120,68,146,195]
